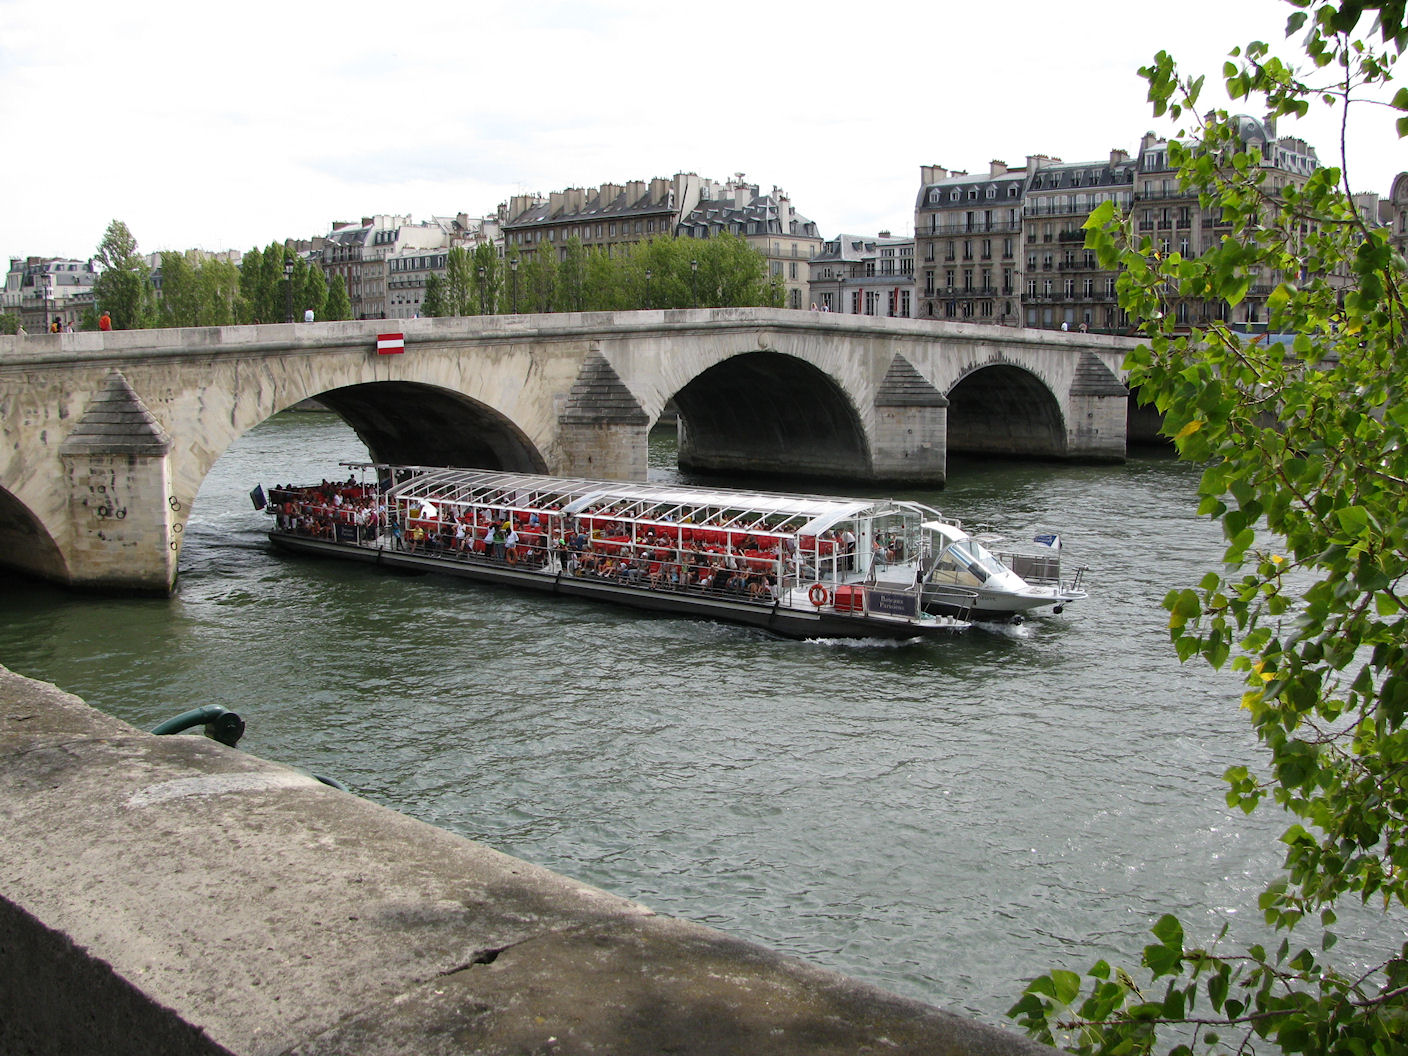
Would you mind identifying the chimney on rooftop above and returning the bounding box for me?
[990,160,1008,176]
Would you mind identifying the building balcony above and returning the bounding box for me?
[921,220,1022,235]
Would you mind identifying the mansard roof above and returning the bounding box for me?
[917,170,1028,211]
[503,186,674,230]
[813,233,911,264]
[1027,159,1136,191]
[679,192,819,239]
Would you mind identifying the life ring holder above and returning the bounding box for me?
[807,582,830,608]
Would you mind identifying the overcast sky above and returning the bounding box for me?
[2,0,1401,267]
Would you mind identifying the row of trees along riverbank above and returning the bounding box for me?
[0,225,780,334]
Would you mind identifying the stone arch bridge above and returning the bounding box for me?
[0,307,1135,594]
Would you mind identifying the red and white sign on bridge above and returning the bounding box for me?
[376,333,405,355]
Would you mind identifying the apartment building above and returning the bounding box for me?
[499,173,822,307]
[499,174,709,261]
[677,176,822,309]
[913,161,1027,325]
[1023,151,1135,332]
[808,233,914,317]
[1385,171,1408,262]
[2,256,97,331]
[319,214,498,319]
[1132,121,1320,330]
[384,214,501,319]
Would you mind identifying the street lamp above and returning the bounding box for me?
[42,273,53,334]
[509,257,519,314]
[477,265,487,315]
[283,259,294,323]
[691,258,698,308]
[644,268,652,310]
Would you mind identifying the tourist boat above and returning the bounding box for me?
[257,465,1081,639]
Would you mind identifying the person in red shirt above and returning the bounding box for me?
[98,311,112,331]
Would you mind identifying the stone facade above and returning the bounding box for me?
[2,257,97,333]
[914,161,1027,327]
[808,233,914,318]
[1024,152,1135,332]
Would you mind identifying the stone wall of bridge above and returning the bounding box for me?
[0,309,1136,593]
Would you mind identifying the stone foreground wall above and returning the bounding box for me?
[0,665,1059,1056]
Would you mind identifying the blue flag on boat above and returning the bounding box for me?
[249,484,267,511]
[1034,532,1060,550]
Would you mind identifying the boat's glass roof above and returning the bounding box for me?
[357,464,941,536]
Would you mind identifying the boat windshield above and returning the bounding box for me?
[932,536,1009,586]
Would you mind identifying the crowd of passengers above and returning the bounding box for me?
[266,483,910,602]
[268,480,380,540]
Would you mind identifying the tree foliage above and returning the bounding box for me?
[324,273,352,321]
[1009,3,1408,1054]
[438,246,475,316]
[472,240,500,315]
[92,219,154,330]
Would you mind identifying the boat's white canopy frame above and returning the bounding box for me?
[353,463,947,539]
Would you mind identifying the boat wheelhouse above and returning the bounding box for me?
[261,465,1082,638]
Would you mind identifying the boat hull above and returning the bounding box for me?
[922,583,1088,622]
[269,533,964,642]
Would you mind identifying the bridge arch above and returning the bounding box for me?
[945,363,1067,458]
[670,351,870,479]
[0,487,67,584]
[309,381,549,473]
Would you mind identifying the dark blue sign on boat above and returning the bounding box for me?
[868,589,919,618]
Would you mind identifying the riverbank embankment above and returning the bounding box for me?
[0,663,1056,1056]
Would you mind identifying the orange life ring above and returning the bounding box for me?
[807,583,829,607]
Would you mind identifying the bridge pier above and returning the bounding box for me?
[1065,352,1131,462]
[56,373,180,595]
[555,350,651,479]
[870,353,951,484]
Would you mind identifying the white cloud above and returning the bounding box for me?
[2,0,1401,264]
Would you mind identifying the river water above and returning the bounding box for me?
[0,412,1380,1023]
